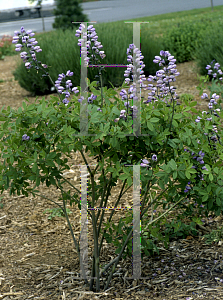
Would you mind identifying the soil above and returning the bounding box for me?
[0,55,223,300]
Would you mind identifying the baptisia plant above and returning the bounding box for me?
[0,24,223,293]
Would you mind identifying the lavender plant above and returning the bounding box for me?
[0,24,223,293]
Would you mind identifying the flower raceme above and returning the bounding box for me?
[147,50,180,104]
[206,60,223,81]
[75,23,106,67]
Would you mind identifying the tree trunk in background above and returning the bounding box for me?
[40,6,45,32]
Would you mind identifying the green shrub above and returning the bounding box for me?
[162,19,216,63]
[13,24,163,96]
[194,25,223,79]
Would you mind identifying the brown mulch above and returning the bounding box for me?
[0,55,223,300]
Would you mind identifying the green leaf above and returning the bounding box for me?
[202,194,209,202]
[147,121,154,131]
[172,120,178,127]
[169,159,177,170]
[189,168,197,174]
[34,151,38,161]
[119,174,129,180]
[178,171,185,179]
[216,198,222,206]
[32,163,38,172]
[150,117,159,123]
[189,101,197,107]
[36,176,40,186]
[127,177,132,186]
[22,102,27,110]
[10,156,14,164]
[207,185,211,193]
[209,173,213,181]
[185,170,191,179]
[173,113,182,119]
[173,171,177,179]
[213,167,219,174]
[202,170,209,175]
[159,179,165,190]
[153,110,160,116]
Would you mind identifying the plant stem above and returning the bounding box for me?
[99,67,103,108]
[103,195,186,291]
[98,178,127,256]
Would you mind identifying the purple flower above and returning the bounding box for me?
[62,99,69,105]
[197,157,203,162]
[78,96,84,103]
[72,87,79,94]
[88,94,97,103]
[152,154,157,162]
[214,63,220,70]
[20,26,25,33]
[25,62,31,69]
[22,134,30,141]
[66,70,73,76]
[201,93,208,99]
[142,159,149,164]
[198,151,205,157]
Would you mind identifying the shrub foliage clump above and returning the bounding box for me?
[162,19,217,63]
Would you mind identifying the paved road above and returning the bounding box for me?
[0,0,222,39]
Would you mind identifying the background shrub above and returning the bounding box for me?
[194,24,223,79]
[162,18,216,63]
[13,23,163,96]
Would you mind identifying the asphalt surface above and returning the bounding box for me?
[0,0,222,39]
